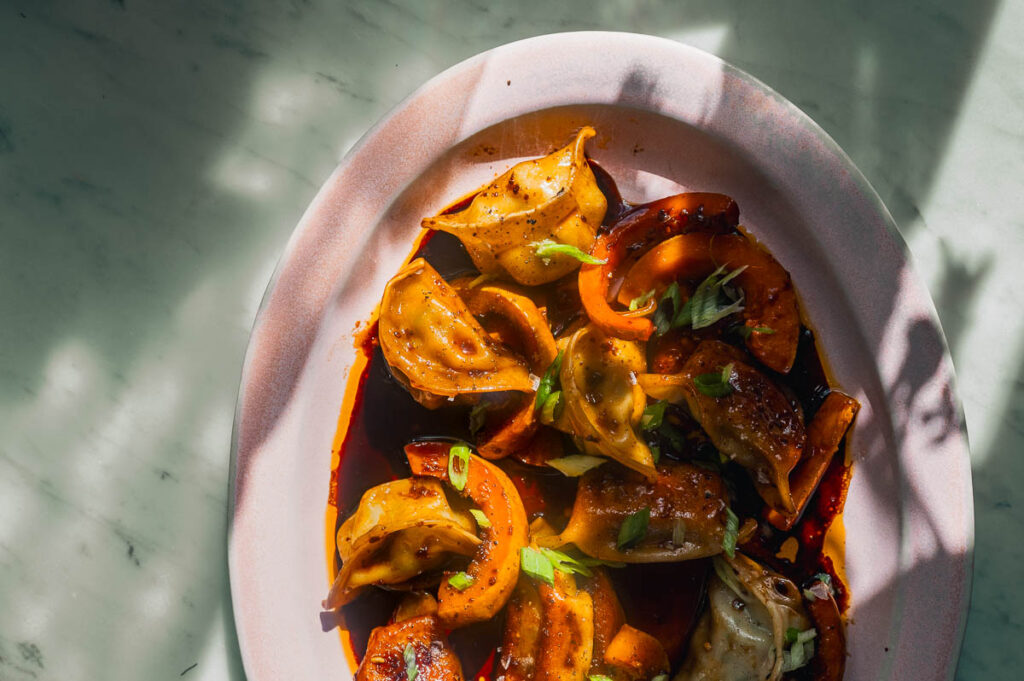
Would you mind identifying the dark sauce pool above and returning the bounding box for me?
[328,163,853,675]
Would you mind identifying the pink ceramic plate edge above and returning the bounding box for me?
[228,32,973,681]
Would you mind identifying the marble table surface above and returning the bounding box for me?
[1,2,1021,680]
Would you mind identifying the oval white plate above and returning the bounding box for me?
[229,32,972,681]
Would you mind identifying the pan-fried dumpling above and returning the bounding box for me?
[423,127,608,286]
[542,460,745,562]
[559,324,656,480]
[675,554,813,681]
[379,258,534,409]
[640,340,805,512]
[356,614,464,681]
[324,478,481,608]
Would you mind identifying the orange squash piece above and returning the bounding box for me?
[617,232,800,373]
[404,441,528,629]
[577,193,739,342]
[603,624,670,680]
[356,614,464,681]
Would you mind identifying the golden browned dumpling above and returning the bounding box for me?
[356,614,464,681]
[423,127,607,286]
[559,324,656,480]
[324,478,480,609]
[379,258,534,409]
[639,340,805,512]
[543,460,740,562]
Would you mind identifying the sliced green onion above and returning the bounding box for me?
[651,675,669,681]
[540,390,564,425]
[737,324,776,339]
[628,289,656,311]
[531,239,607,265]
[447,571,475,591]
[649,442,660,464]
[535,350,564,411]
[616,507,650,551]
[468,402,488,436]
[520,546,555,585]
[468,272,494,288]
[539,548,594,577]
[546,454,606,477]
[694,363,734,398]
[640,400,668,430]
[803,573,835,601]
[469,508,491,529]
[712,555,745,598]
[403,643,418,681]
[688,265,747,329]
[448,444,471,492]
[785,627,800,644]
[722,507,739,558]
[782,628,818,672]
[588,675,615,681]
[652,282,682,335]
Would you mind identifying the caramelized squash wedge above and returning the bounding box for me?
[404,441,528,629]
[617,232,800,373]
[577,194,739,342]
[603,624,670,680]
[356,614,464,681]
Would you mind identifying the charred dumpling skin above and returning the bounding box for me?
[498,571,594,681]
[666,340,805,512]
[324,478,480,609]
[675,555,811,681]
[423,127,608,286]
[545,460,735,562]
[560,324,656,480]
[379,258,534,408]
[356,614,464,681]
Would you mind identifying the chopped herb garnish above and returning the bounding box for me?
[616,507,650,551]
[520,546,555,585]
[722,507,739,558]
[640,400,668,430]
[539,548,594,577]
[469,508,491,529]
[588,675,615,681]
[694,363,734,398]
[531,239,607,265]
[546,454,606,477]
[652,282,682,335]
[628,288,656,311]
[649,443,660,464]
[803,573,835,601]
[781,628,818,672]
[447,571,475,591]
[672,519,687,547]
[448,444,471,492]
[403,644,418,681]
[651,675,669,681]
[540,390,564,425]
[654,266,748,336]
[468,402,488,436]
[737,324,776,339]
[535,351,564,411]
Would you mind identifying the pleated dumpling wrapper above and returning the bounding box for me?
[379,258,535,409]
[422,127,608,286]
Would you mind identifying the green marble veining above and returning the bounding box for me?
[0,1,1021,680]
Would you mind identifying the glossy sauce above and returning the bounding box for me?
[327,165,852,678]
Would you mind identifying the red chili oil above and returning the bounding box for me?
[327,182,852,678]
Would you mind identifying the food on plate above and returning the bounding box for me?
[326,129,859,680]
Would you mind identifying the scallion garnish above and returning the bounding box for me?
[672,519,687,547]
[448,444,471,492]
[803,572,835,601]
[654,266,748,336]
[469,508,491,529]
[616,507,650,551]
[520,546,555,585]
[403,643,418,681]
[722,507,739,558]
[546,454,606,477]
[781,628,818,672]
[588,675,615,681]
[694,363,734,398]
[531,239,607,265]
[652,282,682,335]
[640,400,668,430]
[468,402,488,436]
[539,548,594,577]
[651,675,668,681]
[447,571,475,591]
[535,350,564,411]
[540,390,564,425]
[737,324,776,339]
[628,288,656,311]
